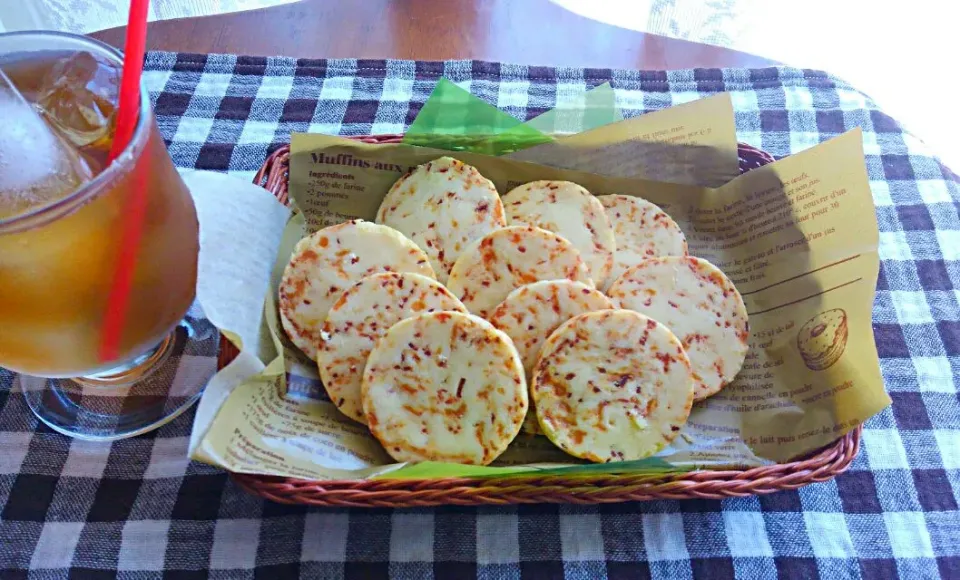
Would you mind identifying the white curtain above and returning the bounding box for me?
[0,0,299,33]
[552,0,958,170]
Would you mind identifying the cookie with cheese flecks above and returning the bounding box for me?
[502,180,615,288]
[607,256,749,400]
[446,225,593,319]
[488,280,613,434]
[375,157,506,283]
[361,311,527,465]
[532,309,694,462]
[278,220,435,359]
[318,272,467,424]
[598,194,688,291]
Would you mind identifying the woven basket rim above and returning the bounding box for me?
[217,135,861,507]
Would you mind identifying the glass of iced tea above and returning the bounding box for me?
[0,32,214,440]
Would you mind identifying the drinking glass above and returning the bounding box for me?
[0,31,214,440]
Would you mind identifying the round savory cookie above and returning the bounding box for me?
[278,220,435,360]
[317,272,468,424]
[445,225,593,319]
[598,194,688,290]
[532,309,694,462]
[488,280,613,434]
[375,157,506,283]
[607,256,749,401]
[502,180,615,288]
[489,280,614,377]
[361,311,527,465]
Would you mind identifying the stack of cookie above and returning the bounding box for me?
[278,156,750,466]
[797,309,848,371]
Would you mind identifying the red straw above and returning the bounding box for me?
[99,0,151,363]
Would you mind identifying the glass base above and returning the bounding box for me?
[20,315,217,441]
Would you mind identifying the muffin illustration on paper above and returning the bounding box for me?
[796,309,848,371]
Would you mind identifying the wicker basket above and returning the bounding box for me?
[219,136,861,508]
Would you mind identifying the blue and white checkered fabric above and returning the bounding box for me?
[1,52,958,579]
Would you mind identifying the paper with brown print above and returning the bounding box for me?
[506,93,740,187]
[191,126,889,480]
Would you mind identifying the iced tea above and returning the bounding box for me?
[0,47,199,378]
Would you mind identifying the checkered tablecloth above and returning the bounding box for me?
[2,52,959,579]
